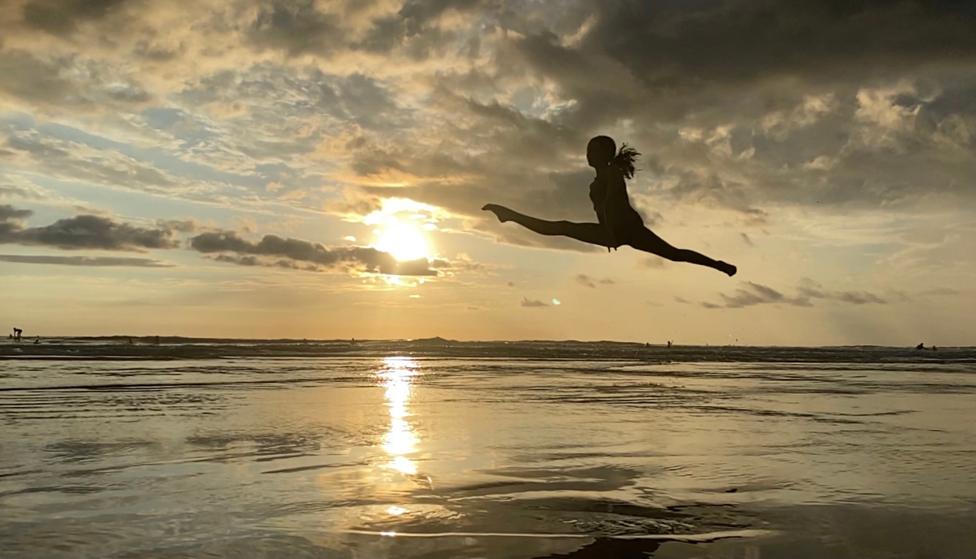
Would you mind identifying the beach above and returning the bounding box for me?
[1,341,974,558]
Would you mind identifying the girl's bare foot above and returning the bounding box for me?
[717,261,737,277]
[482,204,515,223]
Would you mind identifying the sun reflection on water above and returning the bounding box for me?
[378,356,420,479]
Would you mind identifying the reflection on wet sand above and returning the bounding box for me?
[380,357,419,476]
[376,356,432,522]
[4,349,975,558]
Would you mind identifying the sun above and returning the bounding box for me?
[372,218,431,261]
[365,198,436,262]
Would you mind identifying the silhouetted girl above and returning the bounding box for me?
[483,135,736,276]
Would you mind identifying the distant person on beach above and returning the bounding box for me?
[12,327,22,341]
[483,135,737,276]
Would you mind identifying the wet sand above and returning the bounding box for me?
[1,344,974,557]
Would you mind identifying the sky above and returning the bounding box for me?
[0,0,974,345]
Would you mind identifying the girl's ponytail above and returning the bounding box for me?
[613,143,640,179]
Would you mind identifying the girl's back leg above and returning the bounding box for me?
[626,226,736,276]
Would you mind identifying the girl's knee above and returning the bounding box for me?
[656,246,682,261]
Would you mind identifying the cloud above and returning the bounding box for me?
[0,49,151,112]
[920,287,960,296]
[0,205,478,277]
[575,273,613,288]
[189,230,437,276]
[0,204,33,221]
[245,0,342,56]
[2,129,174,194]
[0,254,170,267]
[520,297,550,308]
[0,0,974,264]
[641,256,669,269]
[796,281,888,305]
[0,206,179,250]
[702,280,889,309]
[713,281,802,309]
[20,0,131,35]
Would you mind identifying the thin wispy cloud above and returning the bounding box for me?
[575,274,614,288]
[698,281,889,310]
[0,254,171,267]
[189,230,437,276]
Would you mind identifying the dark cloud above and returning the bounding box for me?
[506,0,976,132]
[21,0,129,35]
[580,1,976,87]
[442,0,976,220]
[0,204,33,238]
[0,254,170,267]
[244,0,484,60]
[0,207,177,251]
[189,230,436,276]
[0,204,33,221]
[0,51,80,108]
[0,50,151,110]
[246,0,341,56]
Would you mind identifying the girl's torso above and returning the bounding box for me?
[589,172,643,240]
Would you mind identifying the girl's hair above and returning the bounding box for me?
[613,143,640,179]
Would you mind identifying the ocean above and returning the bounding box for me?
[2,340,975,558]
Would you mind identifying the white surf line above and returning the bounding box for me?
[342,528,775,541]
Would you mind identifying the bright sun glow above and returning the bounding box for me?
[365,198,437,262]
[372,219,431,261]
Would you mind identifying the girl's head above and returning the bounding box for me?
[586,135,639,179]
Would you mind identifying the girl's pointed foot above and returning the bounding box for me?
[482,203,514,223]
[718,261,737,277]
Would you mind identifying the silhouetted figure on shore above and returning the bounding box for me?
[33,336,40,345]
[667,340,673,348]
[916,342,926,350]
[483,136,736,276]
[12,327,22,341]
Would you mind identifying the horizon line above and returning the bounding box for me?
[4,335,969,349]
